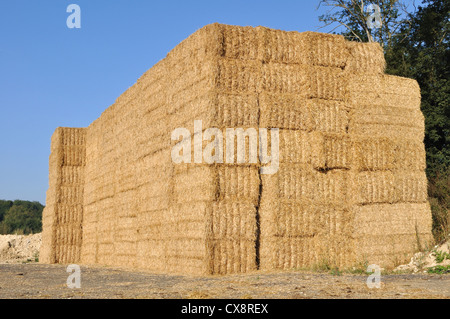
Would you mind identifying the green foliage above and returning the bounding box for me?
[433,250,450,264]
[428,167,450,243]
[0,200,13,223]
[427,265,450,274]
[0,200,44,235]
[312,258,333,272]
[329,267,343,276]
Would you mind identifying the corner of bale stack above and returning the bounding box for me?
[345,40,386,74]
[41,127,87,264]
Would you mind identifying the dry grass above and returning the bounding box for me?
[428,168,450,244]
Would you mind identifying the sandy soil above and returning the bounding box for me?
[0,263,448,299]
[395,240,450,273]
[0,233,41,264]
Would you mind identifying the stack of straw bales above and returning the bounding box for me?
[41,127,86,264]
[348,62,432,269]
[41,23,433,274]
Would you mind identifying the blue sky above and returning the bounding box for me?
[0,1,420,204]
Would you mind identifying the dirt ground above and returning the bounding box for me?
[0,263,449,299]
[1,234,448,299]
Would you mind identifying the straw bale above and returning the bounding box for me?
[262,63,347,100]
[350,104,425,142]
[40,206,56,263]
[167,23,223,63]
[266,130,350,169]
[353,203,433,267]
[278,130,317,165]
[309,99,350,133]
[262,164,351,204]
[349,122,425,141]
[262,29,347,68]
[138,184,171,212]
[394,171,428,203]
[170,91,260,131]
[307,66,348,100]
[222,127,260,165]
[348,74,421,110]
[345,41,386,74]
[166,60,217,113]
[354,170,428,205]
[299,32,347,68]
[259,95,349,132]
[60,166,84,185]
[260,28,304,64]
[352,105,425,129]
[261,63,304,94]
[136,132,171,158]
[298,31,347,68]
[200,201,258,274]
[353,137,395,171]
[348,106,424,141]
[211,92,259,128]
[354,171,396,204]
[215,58,262,94]
[173,166,217,203]
[136,217,164,243]
[210,239,257,274]
[50,128,63,152]
[210,201,258,242]
[393,139,426,171]
[136,239,166,271]
[135,151,172,188]
[313,133,353,169]
[165,219,206,240]
[260,200,353,238]
[217,166,260,205]
[222,24,262,61]
[56,204,83,224]
[41,127,86,264]
[58,127,87,147]
[353,136,426,171]
[260,236,321,270]
[259,93,311,130]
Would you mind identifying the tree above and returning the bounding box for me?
[318,0,414,48]
[0,200,13,223]
[409,0,449,174]
[0,200,44,235]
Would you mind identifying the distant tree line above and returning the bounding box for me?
[0,200,43,235]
